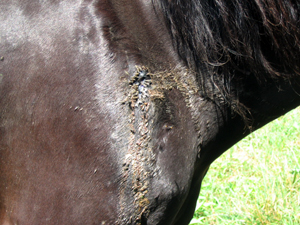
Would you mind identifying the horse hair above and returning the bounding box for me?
[158,0,300,78]
[157,0,300,124]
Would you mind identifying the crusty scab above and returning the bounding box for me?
[129,67,150,86]
[118,66,201,224]
[118,66,157,224]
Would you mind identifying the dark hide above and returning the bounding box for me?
[0,0,300,224]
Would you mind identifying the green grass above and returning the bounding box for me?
[190,106,300,225]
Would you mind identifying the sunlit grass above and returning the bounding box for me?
[190,106,300,225]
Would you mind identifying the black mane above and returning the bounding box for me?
[158,0,300,124]
[159,0,300,78]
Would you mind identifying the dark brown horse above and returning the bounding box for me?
[0,0,299,224]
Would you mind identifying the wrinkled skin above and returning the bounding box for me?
[0,1,300,225]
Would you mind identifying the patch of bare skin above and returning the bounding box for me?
[118,66,201,224]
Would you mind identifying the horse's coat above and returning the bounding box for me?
[0,0,300,224]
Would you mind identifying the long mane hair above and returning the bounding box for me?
[159,0,300,77]
[158,0,300,123]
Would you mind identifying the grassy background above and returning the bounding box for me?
[190,106,300,225]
